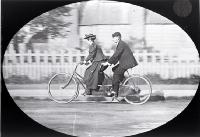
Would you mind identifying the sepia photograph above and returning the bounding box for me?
[2,0,200,137]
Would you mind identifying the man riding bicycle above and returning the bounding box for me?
[102,32,138,98]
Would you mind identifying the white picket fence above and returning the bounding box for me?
[2,49,200,80]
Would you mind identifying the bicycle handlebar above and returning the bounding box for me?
[74,61,109,73]
[73,62,88,73]
[74,62,82,72]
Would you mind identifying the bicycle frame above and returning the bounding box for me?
[62,62,133,91]
[61,63,86,90]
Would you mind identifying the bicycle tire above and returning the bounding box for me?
[122,75,152,105]
[48,73,79,104]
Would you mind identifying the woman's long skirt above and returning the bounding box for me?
[83,61,104,90]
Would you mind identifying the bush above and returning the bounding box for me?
[4,73,72,84]
[4,73,200,85]
[145,74,164,84]
[4,75,33,84]
[190,74,200,84]
[145,74,200,84]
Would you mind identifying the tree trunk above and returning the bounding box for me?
[13,35,19,53]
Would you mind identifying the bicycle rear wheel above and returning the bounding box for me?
[122,75,152,105]
[48,73,79,103]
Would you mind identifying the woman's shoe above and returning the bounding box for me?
[82,89,92,96]
[82,92,92,96]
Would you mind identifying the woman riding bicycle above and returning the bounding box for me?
[82,34,107,95]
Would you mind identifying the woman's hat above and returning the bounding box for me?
[84,34,96,40]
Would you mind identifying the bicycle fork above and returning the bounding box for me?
[61,74,74,89]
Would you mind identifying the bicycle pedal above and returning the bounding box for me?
[107,91,116,97]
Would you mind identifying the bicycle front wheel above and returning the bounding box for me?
[122,75,152,105]
[48,73,79,104]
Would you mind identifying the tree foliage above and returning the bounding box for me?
[13,6,72,52]
[29,6,72,38]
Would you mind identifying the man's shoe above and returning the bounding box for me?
[107,91,116,97]
[111,96,121,102]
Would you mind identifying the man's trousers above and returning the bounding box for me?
[112,65,126,96]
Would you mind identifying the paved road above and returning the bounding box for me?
[7,84,198,99]
[15,99,191,137]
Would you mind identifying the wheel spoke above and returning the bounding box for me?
[122,75,152,105]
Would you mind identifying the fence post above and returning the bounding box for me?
[35,50,41,80]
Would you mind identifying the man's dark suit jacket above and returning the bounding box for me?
[108,40,138,70]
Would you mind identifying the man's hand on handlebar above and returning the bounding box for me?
[102,62,111,66]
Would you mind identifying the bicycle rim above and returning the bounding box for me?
[48,73,79,104]
[122,75,152,105]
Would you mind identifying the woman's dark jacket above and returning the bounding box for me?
[83,43,107,90]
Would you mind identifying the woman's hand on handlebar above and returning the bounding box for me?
[80,60,91,65]
[79,61,85,65]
